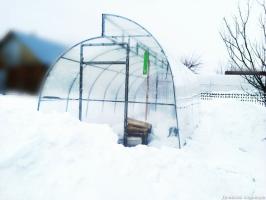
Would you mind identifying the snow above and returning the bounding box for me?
[0,94,265,200]
[200,74,254,93]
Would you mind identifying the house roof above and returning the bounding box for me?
[6,31,67,66]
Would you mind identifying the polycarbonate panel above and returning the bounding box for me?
[38,14,200,147]
[103,15,150,37]
[41,58,79,98]
[103,15,168,70]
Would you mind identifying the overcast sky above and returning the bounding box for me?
[0,0,258,73]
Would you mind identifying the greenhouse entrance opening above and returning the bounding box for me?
[37,14,188,148]
[79,42,133,146]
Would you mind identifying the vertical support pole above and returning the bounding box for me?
[144,51,150,121]
[155,72,159,111]
[101,14,105,36]
[166,63,169,79]
[79,45,84,121]
[174,104,181,149]
[170,69,181,149]
[123,44,130,146]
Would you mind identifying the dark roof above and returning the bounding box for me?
[6,31,67,65]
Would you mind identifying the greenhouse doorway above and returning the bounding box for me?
[79,42,133,146]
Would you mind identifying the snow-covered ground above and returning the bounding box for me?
[200,74,254,93]
[0,95,265,200]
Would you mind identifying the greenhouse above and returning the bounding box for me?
[37,14,200,148]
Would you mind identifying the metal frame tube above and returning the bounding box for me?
[41,97,176,107]
[79,45,84,120]
[101,61,141,112]
[123,43,130,146]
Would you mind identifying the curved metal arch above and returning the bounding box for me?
[112,65,161,112]
[85,54,139,103]
[103,14,181,148]
[84,57,141,116]
[66,48,130,111]
[103,14,168,66]
[66,46,147,112]
[66,47,127,111]
[37,36,106,110]
[102,15,176,82]
[132,71,175,105]
[66,47,144,113]
[130,71,158,105]
[102,14,153,37]
[113,75,141,112]
[116,68,159,104]
[100,60,143,111]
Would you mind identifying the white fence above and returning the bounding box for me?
[201,92,265,106]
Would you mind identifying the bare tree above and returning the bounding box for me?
[216,61,232,74]
[181,55,202,74]
[221,0,266,105]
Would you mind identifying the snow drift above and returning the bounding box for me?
[0,95,265,200]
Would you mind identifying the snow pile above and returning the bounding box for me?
[0,95,265,200]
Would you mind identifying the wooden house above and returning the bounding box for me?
[0,31,66,94]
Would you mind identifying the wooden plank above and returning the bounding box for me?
[128,125,149,134]
[128,118,151,129]
[126,118,152,146]
[128,128,149,135]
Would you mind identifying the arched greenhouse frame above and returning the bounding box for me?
[38,14,200,148]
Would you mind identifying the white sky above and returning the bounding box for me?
[0,0,258,73]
